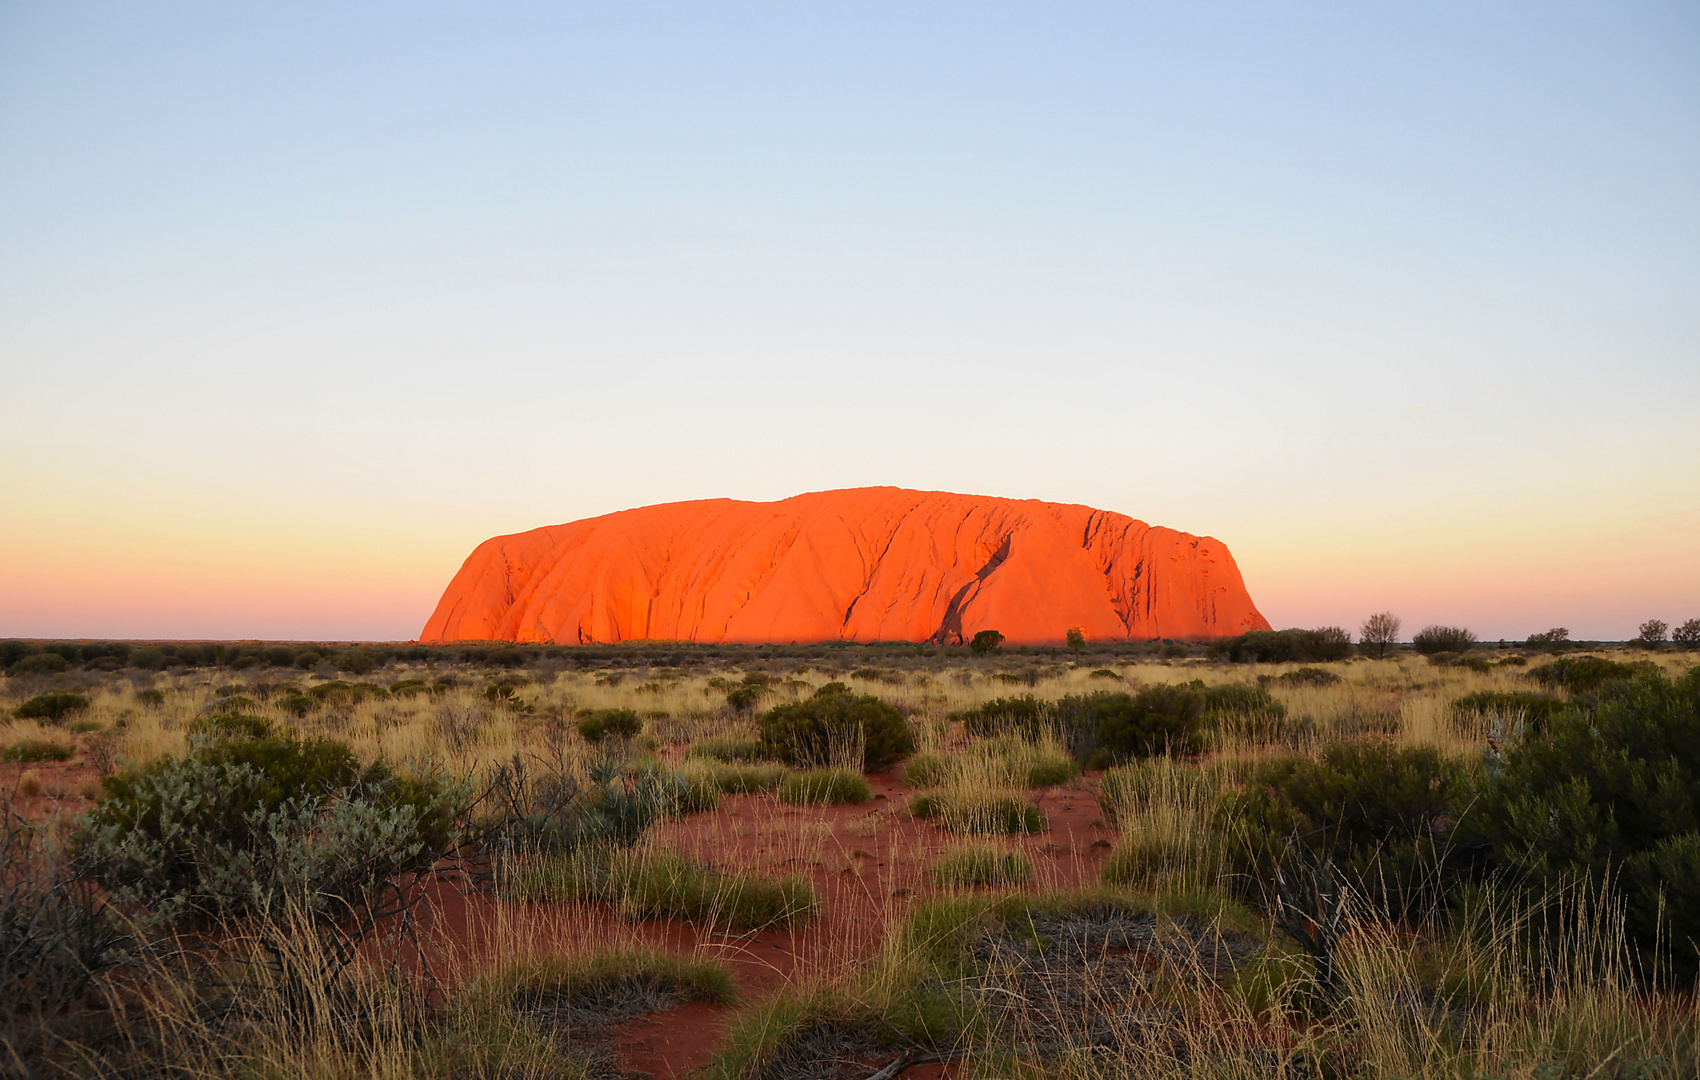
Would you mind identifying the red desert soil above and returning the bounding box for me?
[435,765,1117,1078]
[421,486,1270,646]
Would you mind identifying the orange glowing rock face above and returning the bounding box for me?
[420,487,1271,645]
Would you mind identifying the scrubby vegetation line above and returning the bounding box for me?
[2,630,1698,1077]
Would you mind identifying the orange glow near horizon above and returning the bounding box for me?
[4,482,1695,644]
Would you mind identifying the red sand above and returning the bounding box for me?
[422,486,1269,646]
[436,764,1115,1078]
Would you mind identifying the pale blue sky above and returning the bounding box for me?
[2,3,1697,640]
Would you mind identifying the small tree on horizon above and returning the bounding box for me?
[1065,627,1086,652]
[1637,619,1670,647]
[1360,612,1400,659]
[970,629,1005,656]
[1675,619,1700,648]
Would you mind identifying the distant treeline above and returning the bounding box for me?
[0,636,1209,676]
[3,628,1653,679]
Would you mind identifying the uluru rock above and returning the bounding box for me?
[420,487,1271,645]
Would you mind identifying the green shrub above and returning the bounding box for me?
[1449,691,1568,734]
[1088,668,1121,680]
[482,680,532,710]
[13,693,89,724]
[333,648,382,675]
[2,739,73,763]
[1059,686,1204,769]
[969,630,1005,656]
[778,768,871,806]
[275,691,317,717]
[1208,628,1351,663]
[909,791,1046,835]
[1469,667,1700,973]
[7,654,70,677]
[952,695,1050,740]
[137,688,166,707]
[1216,740,1468,918]
[1527,655,1659,694]
[185,712,273,742]
[1199,682,1286,720]
[1412,625,1477,655]
[758,686,913,771]
[577,708,642,743]
[930,845,1033,888]
[76,735,461,923]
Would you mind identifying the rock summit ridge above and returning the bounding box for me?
[421,487,1270,645]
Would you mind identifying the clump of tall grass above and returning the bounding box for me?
[778,767,871,806]
[930,845,1033,889]
[1097,757,1228,893]
[705,760,790,794]
[904,733,1078,790]
[910,790,1045,835]
[2,738,73,763]
[685,737,765,763]
[514,846,819,931]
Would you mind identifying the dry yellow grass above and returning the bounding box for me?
[3,645,1696,1078]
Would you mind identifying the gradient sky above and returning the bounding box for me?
[2,3,1697,642]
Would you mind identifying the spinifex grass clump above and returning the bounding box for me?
[1098,757,1229,893]
[930,845,1033,889]
[685,737,765,763]
[778,767,871,806]
[464,944,735,1016]
[906,734,1078,790]
[707,761,790,793]
[910,791,1045,835]
[516,846,819,931]
[903,751,953,787]
[482,752,700,856]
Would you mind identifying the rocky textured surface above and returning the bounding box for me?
[420,487,1270,645]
